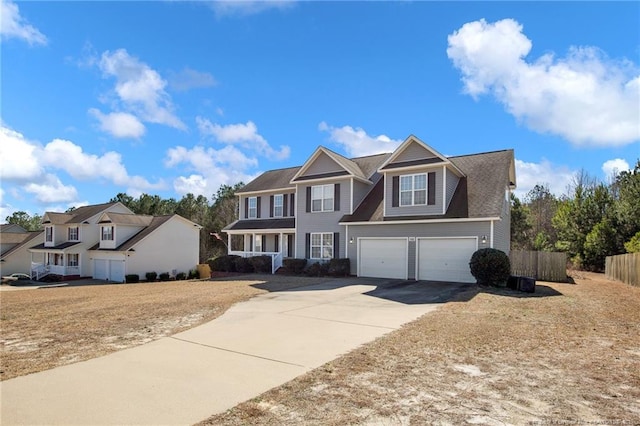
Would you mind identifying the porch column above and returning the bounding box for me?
[227,233,231,253]
[279,232,283,254]
[252,233,255,255]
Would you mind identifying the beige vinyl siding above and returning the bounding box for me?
[113,225,145,247]
[302,152,343,176]
[394,142,437,163]
[445,168,459,210]
[385,168,443,216]
[346,221,492,276]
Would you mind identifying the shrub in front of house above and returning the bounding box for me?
[234,256,254,273]
[125,274,139,283]
[208,255,240,272]
[283,258,307,274]
[469,248,511,287]
[328,258,350,277]
[158,272,171,281]
[188,268,199,279]
[305,261,329,277]
[176,272,187,281]
[250,255,272,273]
[145,272,157,282]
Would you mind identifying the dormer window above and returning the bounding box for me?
[68,226,79,241]
[311,184,334,212]
[400,174,427,206]
[101,226,114,241]
[248,197,258,219]
[45,226,53,242]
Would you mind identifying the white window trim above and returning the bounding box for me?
[101,225,114,241]
[310,232,333,260]
[248,196,258,219]
[311,184,334,212]
[67,253,79,267]
[45,226,53,242]
[400,173,427,207]
[68,226,79,241]
[274,194,284,218]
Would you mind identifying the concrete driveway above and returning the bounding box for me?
[0,278,472,425]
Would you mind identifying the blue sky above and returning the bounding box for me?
[1,1,638,219]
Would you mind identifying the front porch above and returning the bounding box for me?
[225,232,295,274]
[29,250,81,281]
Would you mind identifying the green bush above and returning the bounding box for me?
[188,269,199,279]
[125,274,139,283]
[328,258,350,277]
[145,272,157,282]
[283,258,307,274]
[250,255,272,273]
[234,256,254,273]
[305,261,329,277]
[624,231,640,253]
[209,255,240,272]
[175,272,187,280]
[158,272,171,281]
[469,248,511,287]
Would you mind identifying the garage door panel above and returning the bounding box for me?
[418,238,476,283]
[359,239,407,280]
[109,261,125,283]
[94,259,108,280]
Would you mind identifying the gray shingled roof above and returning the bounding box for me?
[89,215,174,251]
[99,212,154,226]
[224,218,295,231]
[43,202,120,224]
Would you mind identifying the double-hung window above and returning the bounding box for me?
[273,194,283,217]
[311,232,333,259]
[400,174,427,206]
[311,184,334,212]
[45,226,53,242]
[67,253,79,267]
[101,226,114,241]
[68,226,79,241]
[248,197,257,219]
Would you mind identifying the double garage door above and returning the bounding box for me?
[93,259,125,282]
[359,237,477,283]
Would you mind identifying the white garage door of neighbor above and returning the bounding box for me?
[94,259,125,282]
[418,238,477,283]
[109,260,125,283]
[94,259,108,280]
[359,238,407,280]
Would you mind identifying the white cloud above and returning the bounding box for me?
[602,158,630,178]
[88,108,146,139]
[196,117,290,160]
[318,121,402,157]
[211,1,294,17]
[0,126,43,180]
[447,18,640,146]
[168,67,217,92]
[24,174,78,204]
[97,49,186,130]
[514,158,576,199]
[0,0,47,46]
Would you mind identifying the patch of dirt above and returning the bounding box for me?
[200,272,640,425]
[0,274,329,381]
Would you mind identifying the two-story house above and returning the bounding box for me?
[224,135,515,283]
[28,202,202,282]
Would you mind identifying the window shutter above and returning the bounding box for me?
[256,197,261,218]
[334,184,340,211]
[283,194,289,217]
[392,176,399,207]
[261,235,266,252]
[428,172,436,205]
[290,193,295,216]
[306,187,311,212]
[244,197,248,219]
[333,232,339,258]
[274,234,279,252]
[270,195,274,217]
[305,233,310,258]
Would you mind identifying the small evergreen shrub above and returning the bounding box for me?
[125,274,139,283]
[208,255,240,272]
[250,255,272,273]
[159,272,171,282]
[283,258,307,274]
[328,258,350,277]
[188,269,199,279]
[305,261,329,277]
[176,272,187,281]
[469,248,511,287]
[234,256,254,273]
[145,272,157,282]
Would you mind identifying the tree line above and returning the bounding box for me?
[511,161,640,271]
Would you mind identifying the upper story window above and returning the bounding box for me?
[400,174,427,206]
[311,232,333,259]
[273,194,283,217]
[101,226,114,241]
[45,226,53,242]
[248,197,258,219]
[311,184,334,212]
[68,226,79,241]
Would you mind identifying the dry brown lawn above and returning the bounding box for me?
[0,275,328,381]
[201,272,640,425]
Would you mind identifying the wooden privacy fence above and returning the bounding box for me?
[606,253,639,287]
[509,250,567,282]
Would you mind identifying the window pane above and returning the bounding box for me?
[414,174,426,190]
[400,176,412,191]
[312,186,323,199]
[311,247,321,258]
[248,197,256,208]
[274,206,283,217]
[323,198,334,211]
[322,233,333,245]
[323,184,333,198]
[414,190,426,205]
[322,247,333,259]
[311,233,321,245]
[312,199,322,212]
[400,192,412,206]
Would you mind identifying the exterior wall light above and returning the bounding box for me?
[481,235,488,244]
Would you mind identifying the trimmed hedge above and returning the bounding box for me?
[158,272,171,282]
[234,256,254,273]
[145,272,157,282]
[125,274,139,283]
[328,258,350,277]
[305,261,329,277]
[469,248,511,287]
[283,258,307,274]
[208,255,240,272]
[250,255,272,274]
[188,269,199,279]
[176,272,187,281]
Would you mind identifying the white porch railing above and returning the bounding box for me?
[30,263,80,280]
[31,262,48,280]
[228,251,283,274]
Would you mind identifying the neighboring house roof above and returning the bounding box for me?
[0,224,28,233]
[1,231,43,259]
[224,218,295,231]
[42,202,128,225]
[98,212,154,226]
[341,149,514,222]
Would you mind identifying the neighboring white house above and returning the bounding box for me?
[0,225,44,276]
[28,202,202,282]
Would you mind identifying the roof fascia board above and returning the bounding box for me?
[294,175,371,186]
[225,228,295,234]
[340,217,501,226]
[236,187,295,196]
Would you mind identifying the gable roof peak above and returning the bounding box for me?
[290,145,367,183]
[378,135,465,176]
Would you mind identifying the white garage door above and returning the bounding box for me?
[94,259,108,280]
[359,238,407,280]
[418,238,477,283]
[109,260,125,283]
